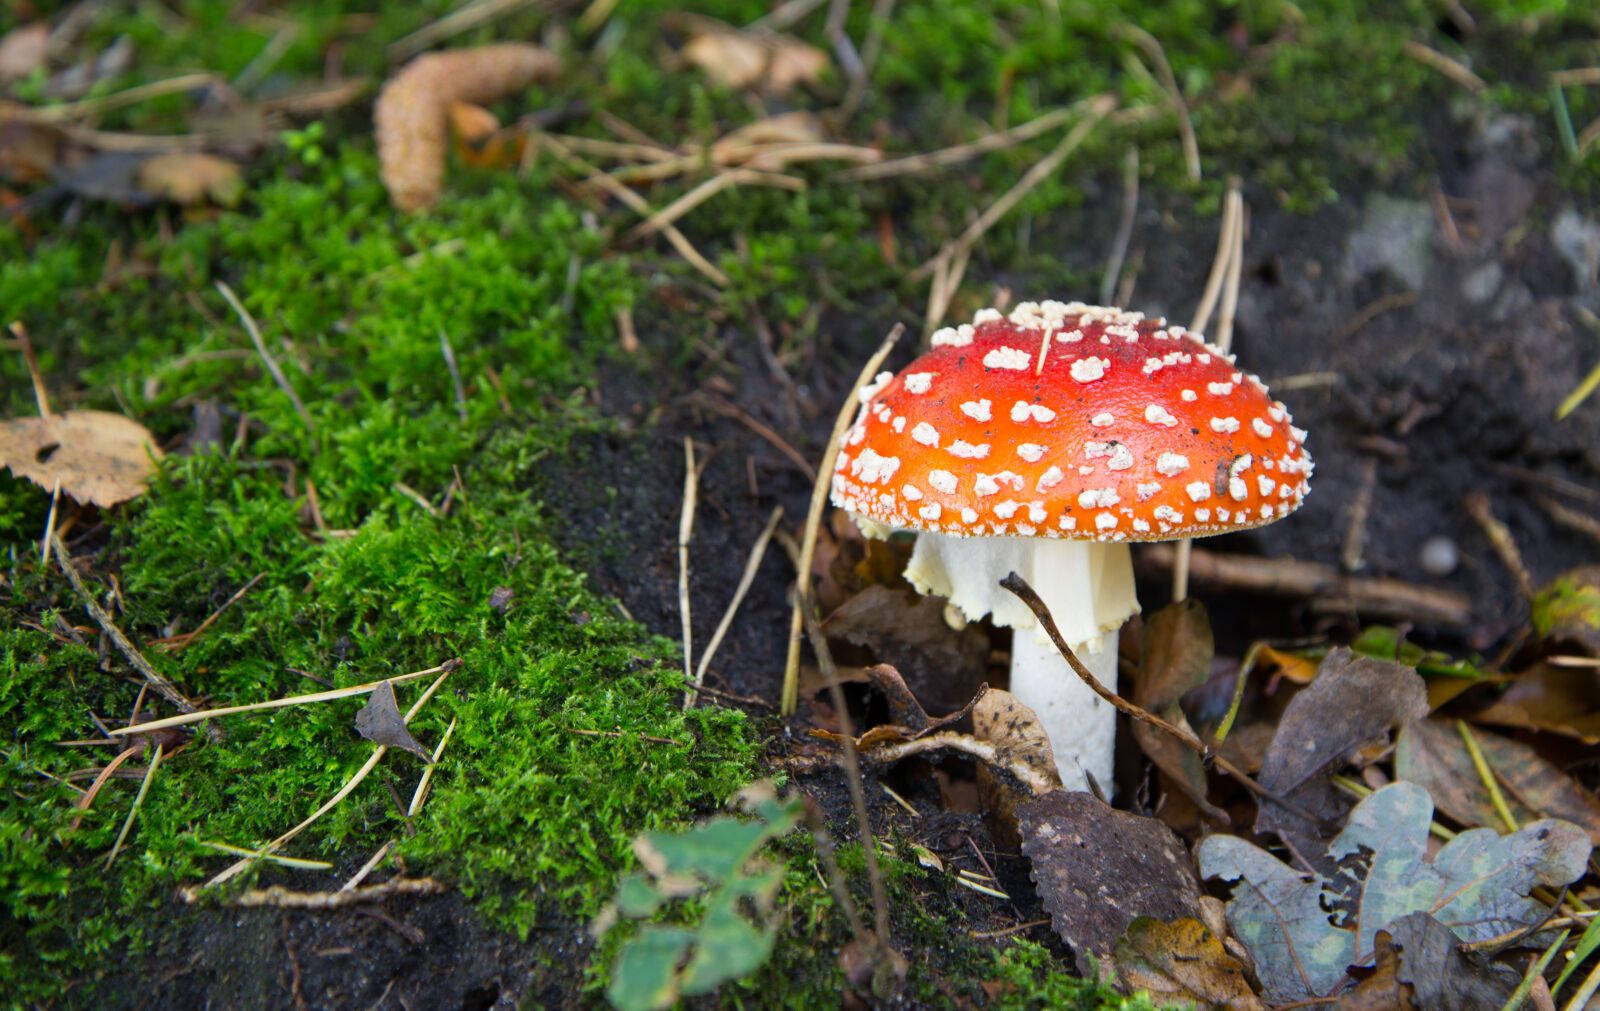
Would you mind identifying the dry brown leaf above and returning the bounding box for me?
[1470,660,1600,743]
[1134,600,1227,823]
[0,23,49,82]
[0,115,60,184]
[1113,916,1264,1010]
[822,585,989,713]
[374,43,559,211]
[974,689,1062,847]
[0,411,164,507]
[1394,717,1600,841]
[1020,791,1206,975]
[1254,648,1429,849]
[447,100,527,170]
[136,153,244,207]
[681,24,827,94]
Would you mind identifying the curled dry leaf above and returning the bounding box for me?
[822,585,989,713]
[1113,916,1264,1011]
[1394,717,1600,842]
[447,101,527,170]
[681,22,828,94]
[1200,781,1589,1002]
[1470,660,1600,743]
[0,410,163,507]
[136,153,244,207]
[973,688,1061,844]
[1254,647,1428,847]
[353,680,433,762]
[1134,599,1227,823]
[374,43,559,211]
[1019,790,1205,975]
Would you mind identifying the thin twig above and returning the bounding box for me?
[785,729,1056,796]
[685,394,816,480]
[221,878,447,908]
[537,134,730,286]
[678,438,699,693]
[1001,571,1337,827]
[1119,26,1200,182]
[439,329,468,424]
[781,324,904,714]
[40,477,61,568]
[1137,544,1474,624]
[799,593,895,962]
[1100,146,1140,306]
[386,0,533,60]
[1465,491,1535,601]
[837,105,1080,182]
[625,169,804,242]
[1188,182,1243,338]
[22,73,221,124]
[105,743,163,868]
[107,660,460,737]
[150,572,266,652]
[53,532,202,720]
[215,281,314,432]
[1402,39,1486,92]
[9,321,53,420]
[687,506,783,709]
[407,717,457,818]
[1539,497,1600,547]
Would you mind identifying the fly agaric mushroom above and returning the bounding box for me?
[830,300,1312,791]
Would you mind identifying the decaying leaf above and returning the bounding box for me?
[1379,912,1517,1010]
[1471,660,1600,743]
[353,680,432,762]
[822,585,989,713]
[0,410,164,507]
[973,688,1062,843]
[1531,567,1600,655]
[447,100,527,170]
[1133,599,1226,823]
[1254,648,1428,846]
[1019,790,1205,974]
[1332,926,1415,1011]
[374,43,559,211]
[1395,717,1600,842]
[1113,916,1264,1010]
[136,153,244,207]
[681,21,827,94]
[1199,781,1590,1002]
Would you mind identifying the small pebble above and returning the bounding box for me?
[1420,536,1459,576]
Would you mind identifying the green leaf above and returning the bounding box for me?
[640,818,770,881]
[607,928,693,1011]
[681,904,775,996]
[616,872,663,918]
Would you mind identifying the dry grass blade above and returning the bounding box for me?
[626,169,804,242]
[215,281,314,432]
[107,660,460,736]
[197,663,457,891]
[150,572,265,652]
[222,878,446,908]
[687,506,783,709]
[52,532,202,720]
[1118,25,1200,182]
[407,717,458,817]
[21,72,221,124]
[387,0,534,60]
[104,742,163,869]
[678,437,700,697]
[10,321,53,420]
[537,135,730,286]
[1100,145,1140,306]
[835,105,1077,182]
[1402,39,1486,92]
[1465,491,1534,600]
[781,323,904,714]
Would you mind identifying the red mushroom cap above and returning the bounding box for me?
[830,301,1312,542]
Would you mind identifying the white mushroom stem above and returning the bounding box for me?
[899,531,1138,792]
[1009,627,1119,792]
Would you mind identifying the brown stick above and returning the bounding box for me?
[1137,544,1474,625]
[1001,572,1338,829]
[52,532,206,721]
